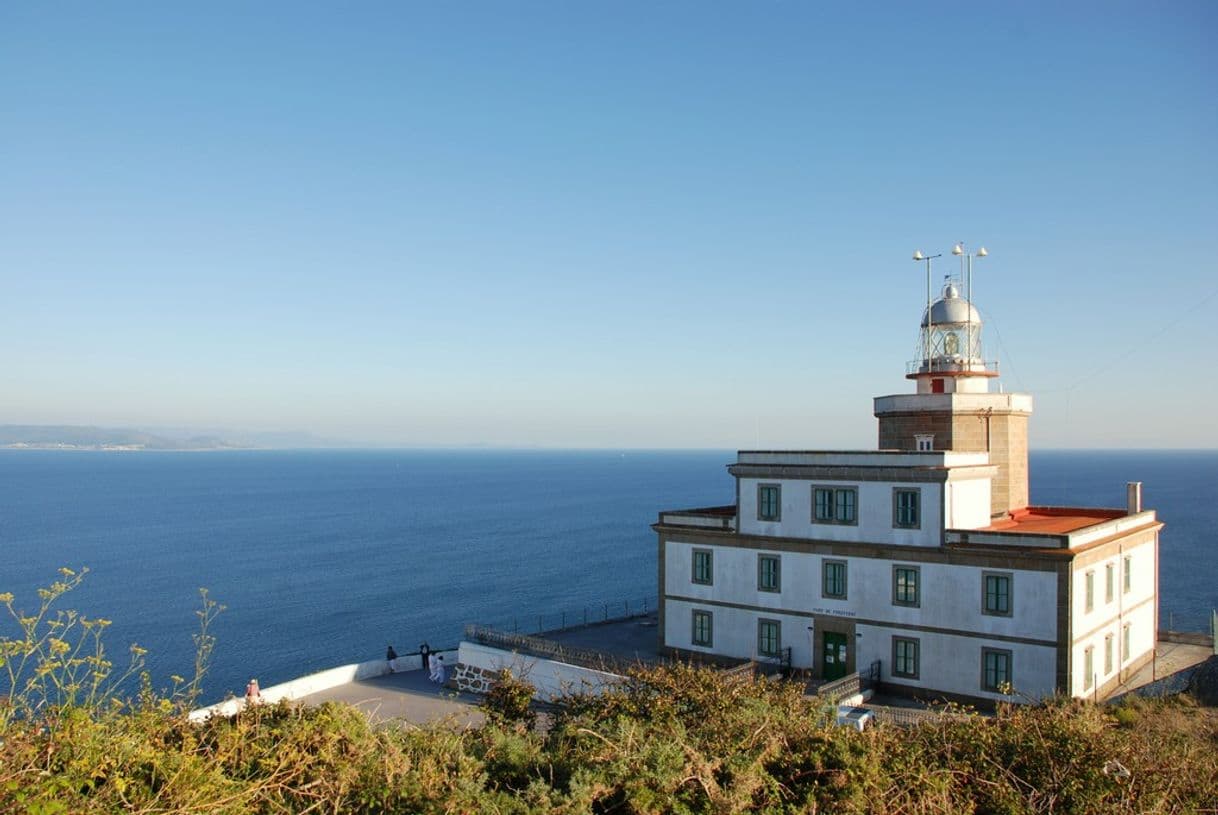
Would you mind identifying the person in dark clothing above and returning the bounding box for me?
[386,645,398,661]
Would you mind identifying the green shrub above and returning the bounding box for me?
[4,573,1217,813]
[481,668,537,729]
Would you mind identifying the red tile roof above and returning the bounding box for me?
[981,507,1126,535]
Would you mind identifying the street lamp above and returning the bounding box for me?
[952,243,988,363]
[913,250,942,367]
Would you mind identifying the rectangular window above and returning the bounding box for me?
[1084,647,1094,689]
[983,572,1012,616]
[692,610,713,647]
[1104,634,1114,675]
[757,619,781,658]
[1085,571,1095,613]
[757,554,781,593]
[1105,564,1114,604]
[1122,624,1131,663]
[893,565,920,607]
[1123,555,1132,594]
[893,488,921,529]
[982,648,1012,692]
[812,487,858,525]
[892,636,919,679]
[823,560,848,599]
[757,484,781,522]
[692,549,713,586]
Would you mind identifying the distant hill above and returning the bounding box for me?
[0,425,246,451]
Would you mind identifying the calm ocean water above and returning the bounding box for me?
[2,449,1214,703]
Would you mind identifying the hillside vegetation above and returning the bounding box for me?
[3,572,1216,813]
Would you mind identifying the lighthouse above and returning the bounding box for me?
[874,245,1031,518]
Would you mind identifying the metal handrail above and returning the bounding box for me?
[464,624,641,675]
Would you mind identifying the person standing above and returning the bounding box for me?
[428,651,439,683]
[435,654,447,687]
[386,645,399,672]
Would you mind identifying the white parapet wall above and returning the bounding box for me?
[188,649,459,723]
[454,641,623,701]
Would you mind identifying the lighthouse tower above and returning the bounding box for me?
[874,246,1032,518]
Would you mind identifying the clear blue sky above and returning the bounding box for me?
[2,2,1215,448]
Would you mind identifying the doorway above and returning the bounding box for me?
[822,631,848,680]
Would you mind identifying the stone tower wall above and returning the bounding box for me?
[876,408,1028,517]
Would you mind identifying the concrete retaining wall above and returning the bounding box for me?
[189,649,459,723]
[455,641,622,702]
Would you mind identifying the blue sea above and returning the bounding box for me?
[2,449,1215,704]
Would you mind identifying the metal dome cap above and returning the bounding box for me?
[921,280,981,327]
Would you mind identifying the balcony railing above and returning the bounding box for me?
[906,359,999,376]
[657,506,736,531]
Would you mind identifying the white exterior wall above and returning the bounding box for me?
[1069,535,1158,696]
[738,478,944,547]
[665,540,1057,642]
[944,477,992,529]
[665,539,1058,700]
[855,623,1058,701]
[665,598,815,667]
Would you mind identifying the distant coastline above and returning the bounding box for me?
[0,425,247,452]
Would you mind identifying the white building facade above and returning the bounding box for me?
[655,269,1160,705]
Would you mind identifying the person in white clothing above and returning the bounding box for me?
[435,655,447,686]
[428,652,439,683]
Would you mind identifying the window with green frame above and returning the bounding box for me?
[757,484,781,521]
[1123,556,1132,594]
[982,648,1012,692]
[983,572,1011,616]
[1084,647,1094,689]
[692,610,713,647]
[757,619,780,658]
[692,549,713,585]
[757,554,780,592]
[1122,624,1131,663]
[1105,563,1115,604]
[893,565,919,607]
[893,488,920,528]
[1104,634,1114,675]
[823,560,847,599]
[1085,571,1095,612]
[892,636,919,679]
[812,486,857,525]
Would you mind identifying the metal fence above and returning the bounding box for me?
[477,595,659,638]
[1161,610,1216,637]
[464,624,642,675]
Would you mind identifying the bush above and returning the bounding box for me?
[481,669,537,729]
[4,574,1218,813]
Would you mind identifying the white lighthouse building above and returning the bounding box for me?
[655,248,1161,705]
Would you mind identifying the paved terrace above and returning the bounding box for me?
[294,620,1211,726]
[296,668,484,728]
[536,612,666,666]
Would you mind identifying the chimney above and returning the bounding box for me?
[1126,481,1143,515]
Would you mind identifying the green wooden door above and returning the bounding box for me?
[822,632,848,680]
